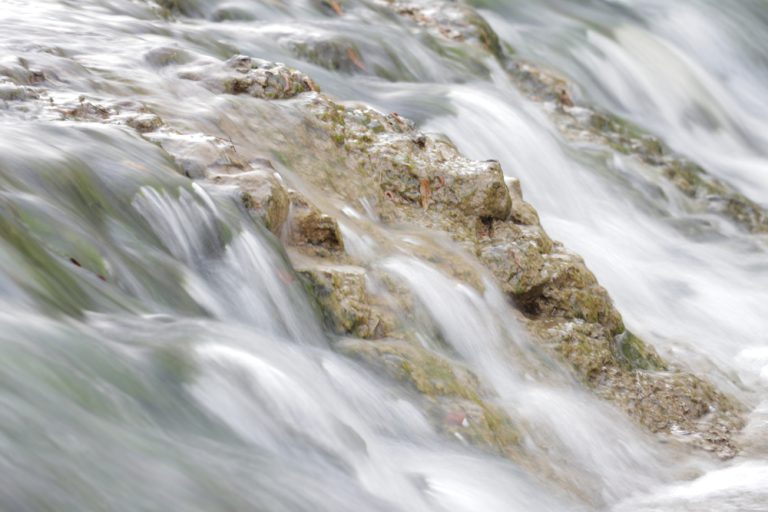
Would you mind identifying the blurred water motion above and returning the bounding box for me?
[0,0,766,510]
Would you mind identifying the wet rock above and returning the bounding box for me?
[272,87,743,455]
[375,0,503,57]
[505,177,540,226]
[210,5,256,21]
[144,46,194,67]
[337,337,520,452]
[0,80,38,101]
[531,319,744,458]
[179,55,319,100]
[310,97,512,221]
[520,63,768,234]
[297,265,378,338]
[381,0,768,233]
[662,160,768,234]
[480,220,623,333]
[125,113,163,133]
[61,99,112,121]
[316,0,345,17]
[211,168,290,235]
[285,191,344,254]
[38,45,743,457]
[144,131,244,179]
[287,35,367,74]
[0,58,49,87]
[154,0,207,17]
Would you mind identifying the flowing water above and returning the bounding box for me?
[1,0,767,510]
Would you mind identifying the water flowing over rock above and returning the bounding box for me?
[2,0,767,509]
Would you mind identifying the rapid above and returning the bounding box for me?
[0,0,766,510]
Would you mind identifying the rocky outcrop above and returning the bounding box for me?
[377,0,768,234]
[11,49,742,458]
[260,70,741,456]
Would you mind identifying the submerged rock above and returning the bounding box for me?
[374,0,502,57]
[337,337,520,455]
[287,34,367,74]
[0,79,39,101]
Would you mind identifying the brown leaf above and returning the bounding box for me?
[557,87,574,108]
[346,47,365,71]
[324,0,343,15]
[419,178,431,210]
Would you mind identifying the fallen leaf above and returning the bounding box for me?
[419,178,431,210]
[346,47,365,71]
[557,87,574,107]
[324,0,343,15]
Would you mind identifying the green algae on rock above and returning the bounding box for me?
[297,264,378,338]
[337,337,521,454]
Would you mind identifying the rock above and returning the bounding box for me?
[154,0,207,17]
[286,35,367,74]
[144,46,194,67]
[0,79,38,101]
[179,55,319,100]
[211,168,290,235]
[61,99,112,121]
[375,0,503,58]
[285,191,344,253]
[42,46,743,457]
[126,113,163,133]
[144,131,245,179]
[505,177,540,225]
[310,97,512,221]
[531,319,744,458]
[662,160,768,234]
[337,337,520,453]
[381,0,768,234]
[297,265,378,338]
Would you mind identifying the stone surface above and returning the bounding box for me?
[297,265,377,338]
[211,169,290,235]
[337,337,520,454]
[17,40,743,458]
[285,190,345,254]
[178,55,319,100]
[374,0,502,57]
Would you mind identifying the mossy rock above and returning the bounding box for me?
[337,337,521,451]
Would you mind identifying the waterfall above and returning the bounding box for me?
[1,0,766,510]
